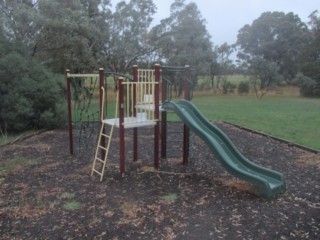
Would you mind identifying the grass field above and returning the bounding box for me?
[1,85,319,151]
[191,95,320,150]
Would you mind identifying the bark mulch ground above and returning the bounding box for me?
[0,122,319,239]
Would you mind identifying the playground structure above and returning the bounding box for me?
[91,65,162,180]
[66,65,193,177]
[66,64,286,199]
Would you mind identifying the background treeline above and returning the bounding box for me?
[0,0,319,132]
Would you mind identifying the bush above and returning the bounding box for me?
[238,81,250,94]
[294,73,320,98]
[222,80,236,94]
[0,42,66,132]
[300,82,320,97]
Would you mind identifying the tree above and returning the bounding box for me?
[249,57,280,98]
[102,0,157,75]
[237,11,309,86]
[35,0,111,73]
[298,11,320,97]
[0,0,112,73]
[0,35,66,132]
[0,0,40,45]
[152,0,213,74]
[210,43,234,91]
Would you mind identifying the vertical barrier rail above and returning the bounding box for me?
[118,77,126,175]
[133,66,138,162]
[154,64,160,169]
[183,65,191,164]
[66,69,74,155]
[99,68,106,160]
[161,67,167,159]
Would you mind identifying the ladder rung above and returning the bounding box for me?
[98,146,108,151]
[101,133,110,138]
[95,157,105,163]
[92,169,103,176]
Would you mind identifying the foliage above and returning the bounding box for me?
[222,80,236,94]
[237,11,309,89]
[104,0,156,74]
[249,57,281,98]
[299,11,320,97]
[0,0,111,73]
[238,81,250,94]
[152,0,212,74]
[210,43,235,90]
[0,36,66,132]
[1,0,320,134]
[294,73,320,97]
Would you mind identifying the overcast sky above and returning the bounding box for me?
[113,0,319,46]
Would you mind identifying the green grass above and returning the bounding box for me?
[0,156,38,176]
[60,192,81,210]
[192,95,320,150]
[63,200,81,210]
[0,130,36,146]
[61,192,76,200]
[160,193,177,203]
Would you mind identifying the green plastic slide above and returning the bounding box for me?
[162,100,286,199]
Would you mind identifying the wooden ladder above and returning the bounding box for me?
[91,86,116,181]
[91,121,115,181]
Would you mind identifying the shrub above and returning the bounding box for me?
[238,81,250,94]
[300,82,320,97]
[222,80,236,94]
[0,41,66,132]
[294,73,320,98]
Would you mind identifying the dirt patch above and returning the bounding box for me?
[0,122,319,239]
[295,152,320,168]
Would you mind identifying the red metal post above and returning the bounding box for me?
[133,65,138,162]
[161,66,167,159]
[154,64,160,169]
[118,77,126,176]
[99,68,106,160]
[66,69,74,155]
[183,65,191,164]
[184,65,191,100]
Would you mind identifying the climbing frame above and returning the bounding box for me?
[91,65,161,179]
